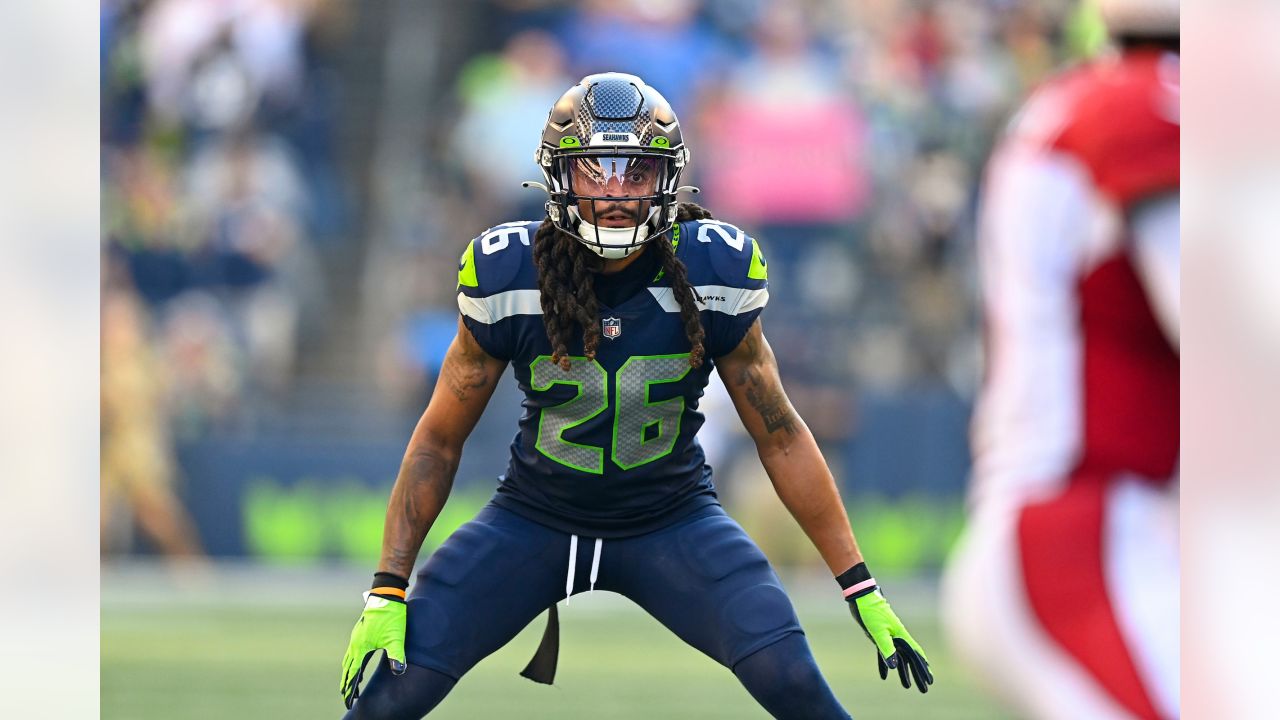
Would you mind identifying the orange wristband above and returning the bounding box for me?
[370,586,407,599]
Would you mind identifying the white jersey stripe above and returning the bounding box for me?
[646,287,682,313]
[457,289,543,324]
[461,285,767,325]
[647,285,768,316]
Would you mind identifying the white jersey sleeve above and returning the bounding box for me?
[971,146,1094,502]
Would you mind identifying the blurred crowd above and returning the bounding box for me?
[101,0,349,427]
[100,0,351,552]
[101,0,1100,554]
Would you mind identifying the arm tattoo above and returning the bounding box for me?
[440,340,490,402]
[380,322,495,578]
[381,446,457,579]
[733,331,798,437]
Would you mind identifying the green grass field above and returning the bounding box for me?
[102,564,1008,719]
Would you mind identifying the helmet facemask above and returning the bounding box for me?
[539,146,686,260]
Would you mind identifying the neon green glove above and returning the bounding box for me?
[340,579,409,709]
[839,562,934,693]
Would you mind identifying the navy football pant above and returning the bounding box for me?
[344,502,849,719]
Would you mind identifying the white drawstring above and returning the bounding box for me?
[589,538,602,592]
[565,534,578,604]
[565,535,605,603]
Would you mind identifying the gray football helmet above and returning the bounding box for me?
[533,73,690,259]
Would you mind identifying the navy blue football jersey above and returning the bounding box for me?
[456,219,769,537]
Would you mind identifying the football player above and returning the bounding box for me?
[339,73,932,719]
[941,2,1179,718]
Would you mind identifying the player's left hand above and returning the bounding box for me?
[840,562,933,693]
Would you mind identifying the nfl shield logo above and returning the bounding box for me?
[602,317,622,340]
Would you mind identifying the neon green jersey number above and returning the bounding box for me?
[612,355,692,469]
[530,355,609,474]
[530,354,691,474]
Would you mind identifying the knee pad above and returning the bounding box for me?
[724,583,797,637]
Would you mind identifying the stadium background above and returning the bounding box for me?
[100,0,1105,717]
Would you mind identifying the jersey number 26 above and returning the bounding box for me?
[530,354,692,474]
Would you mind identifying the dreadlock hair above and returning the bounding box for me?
[532,202,714,371]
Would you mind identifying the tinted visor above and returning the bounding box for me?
[567,156,661,197]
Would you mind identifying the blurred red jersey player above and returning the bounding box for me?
[942,1,1179,719]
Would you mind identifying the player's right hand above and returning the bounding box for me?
[340,589,408,709]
